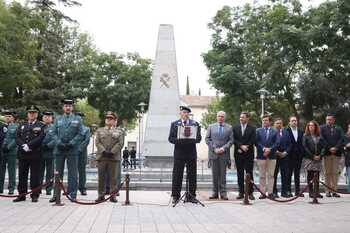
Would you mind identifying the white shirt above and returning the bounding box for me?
[291,127,298,142]
[241,124,247,136]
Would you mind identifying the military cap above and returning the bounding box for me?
[42,111,54,116]
[180,106,191,113]
[2,110,16,116]
[61,99,74,105]
[26,105,40,112]
[105,111,117,119]
[75,112,85,117]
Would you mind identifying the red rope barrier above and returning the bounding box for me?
[319,181,350,195]
[0,180,53,198]
[58,180,124,205]
[250,177,314,203]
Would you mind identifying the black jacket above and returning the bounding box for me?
[320,124,344,156]
[344,134,350,167]
[168,119,202,160]
[302,134,326,160]
[232,124,256,158]
[16,120,45,160]
[286,127,304,160]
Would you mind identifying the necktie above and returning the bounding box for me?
[242,124,246,136]
[265,127,269,140]
[219,124,223,137]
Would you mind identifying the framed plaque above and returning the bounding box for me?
[177,125,198,140]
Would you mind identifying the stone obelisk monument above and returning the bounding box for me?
[143,24,180,168]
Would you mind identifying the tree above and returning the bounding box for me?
[87,52,152,125]
[74,99,100,126]
[203,0,350,127]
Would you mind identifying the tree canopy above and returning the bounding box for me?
[203,0,350,128]
[0,0,152,126]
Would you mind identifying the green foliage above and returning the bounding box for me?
[0,0,152,126]
[87,52,152,125]
[74,99,100,126]
[203,0,350,128]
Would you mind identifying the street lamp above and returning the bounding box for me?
[137,102,147,180]
[257,88,269,119]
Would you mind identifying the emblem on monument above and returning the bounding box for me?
[160,73,171,88]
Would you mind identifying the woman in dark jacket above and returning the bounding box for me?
[302,120,326,198]
[344,124,350,192]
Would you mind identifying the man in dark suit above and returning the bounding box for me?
[233,112,256,200]
[321,113,344,197]
[168,106,202,204]
[14,105,46,202]
[286,116,304,197]
[273,118,291,198]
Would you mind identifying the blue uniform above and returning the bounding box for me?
[53,113,84,199]
[0,123,18,193]
[78,125,91,193]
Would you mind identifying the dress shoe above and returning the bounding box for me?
[220,194,228,200]
[249,194,255,200]
[258,194,266,199]
[295,193,304,197]
[209,194,219,199]
[95,196,106,203]
[13,196,26,202]
[32,197,39,202]
[236,193,244,199]
[268,193,275,199]
[80,190,87,196]
[8,190,14,195]
[187,196,199,204]
[0,190,3,194]
[46,191,51,195]
[110,197,118,203]
[281,193,289,198]
[326,192,332,197]
[49,197,56,203]
[316,193,323,198]
[309,193,314,198]
[332,193,340,198]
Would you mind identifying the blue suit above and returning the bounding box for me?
[256,127,278,160]
[273,128,291,195]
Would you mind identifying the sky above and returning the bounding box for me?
[11,0,325,95]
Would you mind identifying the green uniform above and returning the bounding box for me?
[0,123,18,193]
[78,125,91,193]
[40,123,56,194]
[95,126,124,197]
[53,113,84,199]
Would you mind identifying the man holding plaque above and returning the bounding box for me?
[168,106,202,204]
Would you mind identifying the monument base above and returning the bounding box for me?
[144,156,174,168]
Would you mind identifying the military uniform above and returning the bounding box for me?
[95,111,124,202]
[0,122,18,194]
[52,108,83,200]
[168,106,202,202]
[15,106,45,202]
[40,119,56,195]
[77,119,91,195]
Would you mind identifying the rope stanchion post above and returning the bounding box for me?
[53,171,64,206]
[310,172,319,204]
[124,174,131,206]
[243,173,251,205]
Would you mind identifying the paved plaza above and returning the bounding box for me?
[0,190,350,233]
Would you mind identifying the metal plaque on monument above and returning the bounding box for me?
[143,24,180,168]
